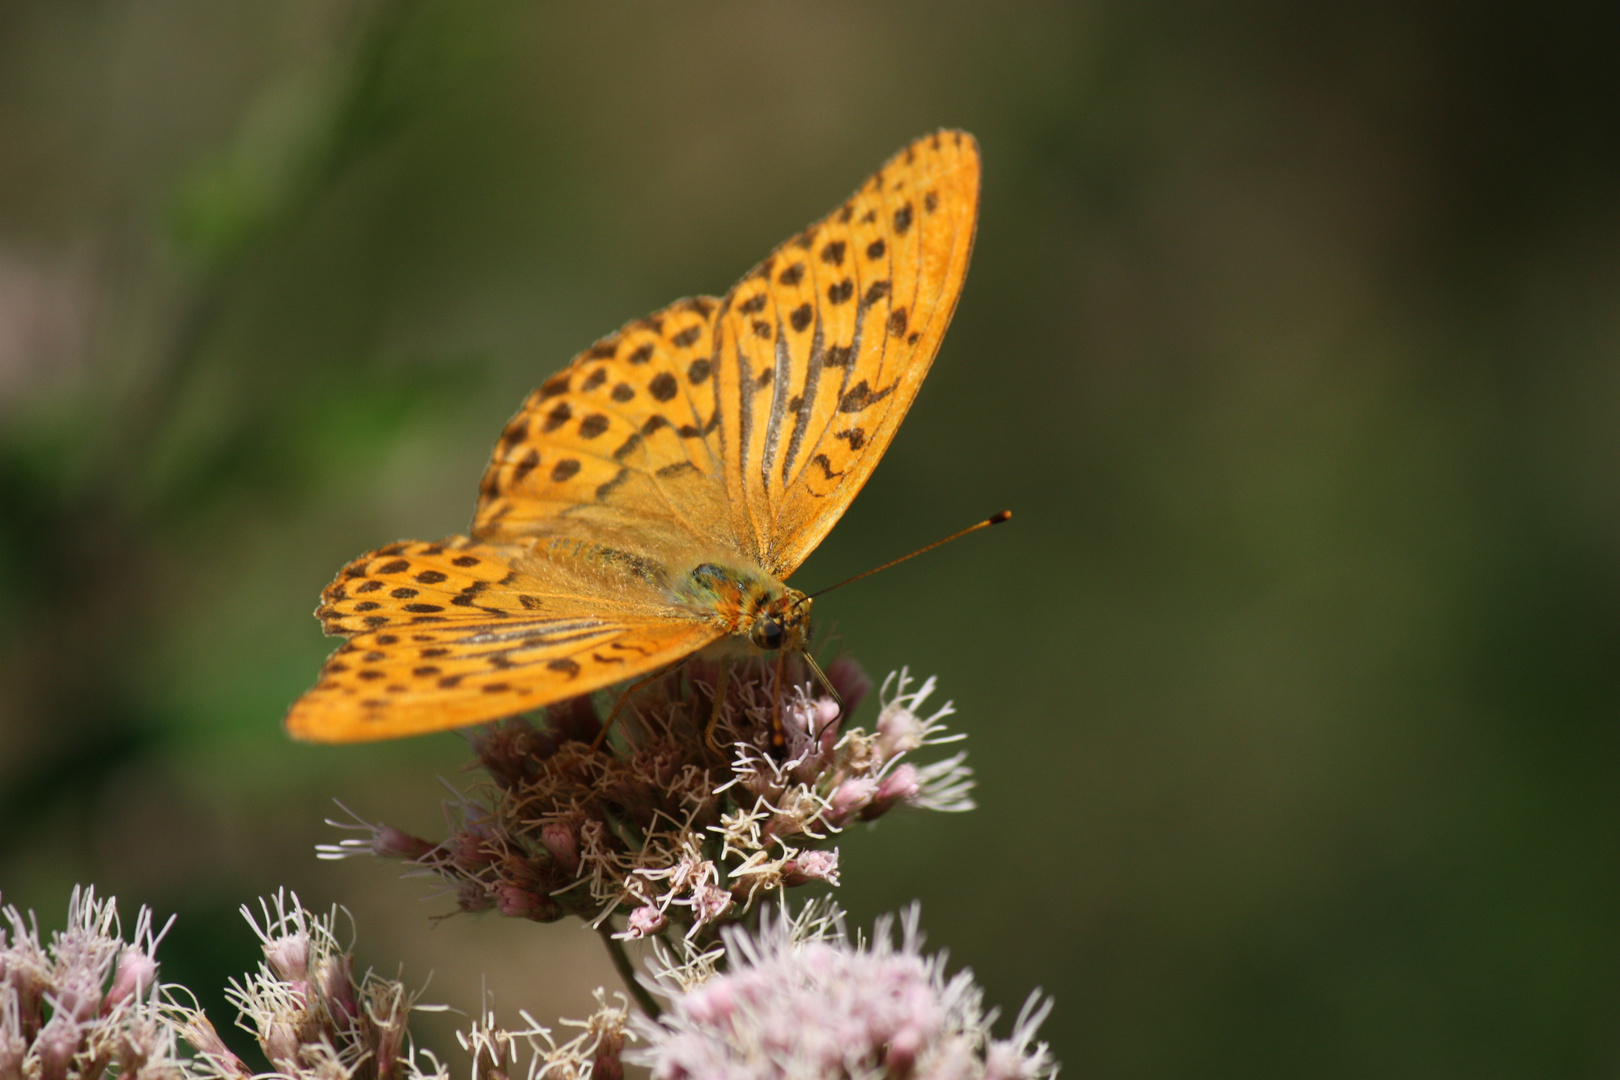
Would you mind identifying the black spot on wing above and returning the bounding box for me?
[595,467,631,501]
[542,401,572,433]
[511,448,541,485]
[838,380,895,414]
[650,372,678,401]
[811,453,844,480]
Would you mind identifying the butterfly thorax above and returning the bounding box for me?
[669,559,811,655]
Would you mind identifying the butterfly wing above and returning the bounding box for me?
[285,539,721,742]
[712,130,981,576]
[471,131,980,578]
[471,297,740,558]
[288,132,980,742]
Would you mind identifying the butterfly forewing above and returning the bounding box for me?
[714,131,980,576]
[471,297,735,554]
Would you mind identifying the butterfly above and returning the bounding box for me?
[284,130,980,742]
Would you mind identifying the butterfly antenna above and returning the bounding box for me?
[808,510,1012,599]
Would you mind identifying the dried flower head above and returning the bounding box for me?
[321,657,974,942]
[632,900,1058,1080]
[457,989,630,1080]
[170,891,445,1080]
[0,886,186,1080]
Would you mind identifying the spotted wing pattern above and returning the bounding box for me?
[286,131,980,742]
[469,131,981,576]
[713,130,980,575]
[284,539,720,741]
[472,298,736,559]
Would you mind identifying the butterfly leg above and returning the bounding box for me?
[703,660,732,755]
[592,665,674,752]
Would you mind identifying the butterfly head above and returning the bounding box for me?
[747,587,812,655]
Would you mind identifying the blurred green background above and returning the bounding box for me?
[2,2,1617,1075]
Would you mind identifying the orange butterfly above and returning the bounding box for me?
[285,131,980,742]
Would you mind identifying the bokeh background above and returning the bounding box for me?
[3,2,1618,1076]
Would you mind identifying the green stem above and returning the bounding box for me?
[597,922,661,1019]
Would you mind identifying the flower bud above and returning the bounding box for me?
[321,953,360,1024]
[781,850,840,887]
[35,1014,79,1080]
[541,821,580,877]
[626,906,668,938]
[876,703,926,760]
[862,764,921,820]
[827,777,877,824]
[690,885,733,927]
[495,886,559,921]
[264,934,308,983]
[103,945,159,1010]
[371,825,435,861]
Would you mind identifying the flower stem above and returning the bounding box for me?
[597,922,661,1019]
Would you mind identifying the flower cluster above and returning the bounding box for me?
[6,884,1056,1080]
[633,899,1057,1080]
[4,642,1061,1080]
[322,657,974,942]
[169,891,441,1080]
[457,990,629,1080]
[0,886,183,1080]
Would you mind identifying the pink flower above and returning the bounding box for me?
[635,902,1057,1080]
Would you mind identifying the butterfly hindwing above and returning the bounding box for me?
[314,538,527,635]
[286,617,718,742]
[289,537,722,742]
[714,131,981,576]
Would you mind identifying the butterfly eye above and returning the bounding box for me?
[753,619,785,651]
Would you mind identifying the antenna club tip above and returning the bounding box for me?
[990,510,1012,524]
